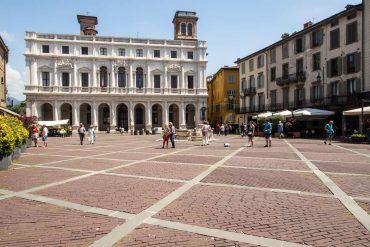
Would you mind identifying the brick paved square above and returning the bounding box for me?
[153,154,222,164]
[356,200,370,214]
[35,174,182,213]
[326,174,370,198]
[201,167,330,194]
[14,154,73,165]
[313,161,370,175]
[0,167,85,191]
[235,150,300,160]
[112,161,208,180]
[224,157,309,170]
[176,148,234,156]
[303,152,370,163]
[114,224,256,247]
[0,198,123,246]
[155,185,370,246]
[47,158,129,171]
[97,151,159,161]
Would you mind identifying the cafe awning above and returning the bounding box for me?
[272,110,293,118]
[252,111,273,119]
[343,106,370,116]
[37,119,70,127]
[293,108,335,118]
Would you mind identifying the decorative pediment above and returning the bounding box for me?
[185,69,195,75]
[38,65,52,70]
[167,64,182,72]
[151,68,163,74]
[78,66,91,71]
[56,59,74,69]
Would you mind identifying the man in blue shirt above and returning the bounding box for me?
[263,119,272,147]
[324,120,334,145]
[277,121,284,139]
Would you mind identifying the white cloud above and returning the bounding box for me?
[0,31,16,43]
[6,65,26,101]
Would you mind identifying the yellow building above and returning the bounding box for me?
[207,66,240,126]
[0,35,9,109]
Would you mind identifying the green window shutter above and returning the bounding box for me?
[337,58,342,76]
[327,83,332,97]
[343,56,348,75]
[356,78,361,92]
[326,61,331,78]
[355,52,361,72]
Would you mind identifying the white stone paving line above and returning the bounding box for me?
[90,140,307,247]
[0,188,307,247]
[332,143,370,158]
[284,139,370,232]
[90,145,247,247]
[0,144,197,202]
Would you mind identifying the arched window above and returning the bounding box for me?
[100,66,108,87]
[187,23,193,36]
[118,67,126,88]
[136,67,143,89]
[181,23,187,36]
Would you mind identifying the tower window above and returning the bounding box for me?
[187,23,193,36]
[171,51,177,59]
[118,48,125,56]
[136,49,143,57]
[154,50,160,58]
[62,46,69,54]
[181,23,186,35]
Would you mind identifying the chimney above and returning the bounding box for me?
[77,15,98,36]
[345,4,354,10]
[303,21,313,29]
[281,33,290,39]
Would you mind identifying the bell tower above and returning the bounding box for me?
[172,11,198,40]
[77,15,98,36]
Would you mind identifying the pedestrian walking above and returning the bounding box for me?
[78,123,86,145]
[169,122,176,148]
[225,124,228,136]
[32,124,39,147]
[220,124,225,136]
[216,123,221,136]
[162,124,170,148]
[324,120,334,145]
[41,125,48,147]
[88,126,95,144]
[246,121,255,147]
[277,121,284,139]
[263,119,272,148]
[202,121,210,146]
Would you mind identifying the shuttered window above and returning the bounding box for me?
[330,29,340,50]
[346,21,358,44]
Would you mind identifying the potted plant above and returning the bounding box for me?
[351,134,366,143]
[0,116,16,170]
[19,115,37,147]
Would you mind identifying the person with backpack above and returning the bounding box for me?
[78,123,86,145]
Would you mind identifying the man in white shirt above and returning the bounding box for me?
[41,125,49,147]
[202,121,210,146]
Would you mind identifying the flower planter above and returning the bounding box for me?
[0,156,12,170]
[12,147,21,160]
[351,136,366,143]
[21,144,27,153]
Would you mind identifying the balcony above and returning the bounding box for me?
[257,105,265,112]
[267,103,283,111]
[276,72,306,86]
[242,87,257,96]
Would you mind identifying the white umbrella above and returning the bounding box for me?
[293,108,334,117]
[273,110,293,118]
[38,119,70,127]
[251,112,272,119]
[343,106,370,116]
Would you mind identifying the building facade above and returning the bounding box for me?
[0,35,9,109]
[364,0,370,92]
[25,11,207,131]
[236,4,366,129]
[207,66,240,126]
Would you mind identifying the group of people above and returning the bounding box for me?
[31,124,49,148]
[215,123,233,136]
[78,123,96,145]
[162,122,176,148]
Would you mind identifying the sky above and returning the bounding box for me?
[0,0,361,101]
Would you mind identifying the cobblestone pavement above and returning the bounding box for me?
[0,134,370,246]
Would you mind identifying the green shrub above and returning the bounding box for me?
[0,116,16,157]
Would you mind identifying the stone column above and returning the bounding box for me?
[146,101,152,130]
[53,59,58,87]
[53,100,59,121]
[180,102,186,129]
[110,101,116,131]
[26,101,31,116]
[111,63,116,89]
[73,62,77,91]
[129,64,133,92]
[164,101,169,125]
[146,65,151,93]
[92,102,98,128]
[92,62,97,91]
[164,66,168,94]
[73,101,79,130]
[180,66,185,93]
[31,101,38,117]
[129,101,134,131]
[195,103,200,126]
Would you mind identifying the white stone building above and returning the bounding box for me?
[24,12,207,131]
[236,4,367,131]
